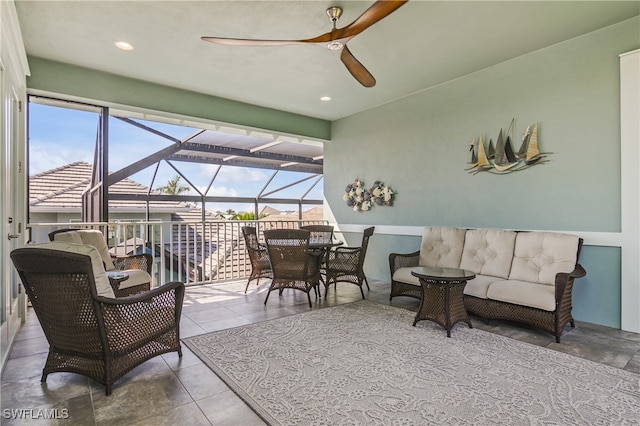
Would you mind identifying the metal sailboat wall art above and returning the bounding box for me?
[466,120,549,174]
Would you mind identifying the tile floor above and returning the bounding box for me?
[2,279,639,425]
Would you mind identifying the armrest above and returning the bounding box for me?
[554,263,587,304]
[97,281,185,344]
[389,251,420,275]
[113,253,153,274]
[334,246,361,254]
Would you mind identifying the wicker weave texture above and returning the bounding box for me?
[241,226,273,293]
[10,247,184,395]
[263,229,320,307]
[413,278,471,337]
[325,226,374,298]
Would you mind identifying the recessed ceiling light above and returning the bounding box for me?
[114,41,134,51]
[320,96,331,102]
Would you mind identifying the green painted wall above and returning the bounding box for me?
[26,56,331,141]
[326,18,640,328]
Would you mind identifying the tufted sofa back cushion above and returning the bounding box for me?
[460,228,517,279]
[419,227,466,268]
[509,232,579,285]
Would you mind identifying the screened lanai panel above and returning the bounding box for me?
[172,129,323,174]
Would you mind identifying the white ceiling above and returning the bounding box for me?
[15,1,640,121]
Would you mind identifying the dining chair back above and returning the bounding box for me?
[241,226,273,293]
[325,226,375,299]
[263,229,320,307]
[300,224,334,244]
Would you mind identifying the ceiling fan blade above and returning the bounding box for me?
[201,36,310,47]
[340,45,376,87]
[336,0,408,40]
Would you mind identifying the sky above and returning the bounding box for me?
[28,102,323,214]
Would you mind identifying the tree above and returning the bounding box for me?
[157,175,190,195]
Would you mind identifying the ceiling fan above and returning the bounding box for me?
[201,1,408,88]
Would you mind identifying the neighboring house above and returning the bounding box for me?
[29,161,191,225]
[28,162,323,283]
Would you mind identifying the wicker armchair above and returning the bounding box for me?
[10,242,184,396]
[241,226,272,293]
[49,228,152,297]
[325,227,375,298]
[263,229,321,308]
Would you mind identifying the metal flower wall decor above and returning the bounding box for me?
[467,120,551,174]
[343,179,394,212]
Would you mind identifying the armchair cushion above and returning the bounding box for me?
[24,241,115,298]
[118,269,152,290]
[51,230,83,245]
[76,229,117,271]
[392,267,420,287]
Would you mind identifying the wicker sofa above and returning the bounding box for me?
[389,227,586,342]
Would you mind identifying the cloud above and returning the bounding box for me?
[199,164,266,184]
[189,185,239,197]
[29,145,93,175]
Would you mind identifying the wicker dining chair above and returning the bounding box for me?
[325,226,375,298]
[263,229,321,308]
[300,224,334,243]
[10,242,185,396]
[49,228,152,297]
[300,224,335,276]
[241,226,273,293]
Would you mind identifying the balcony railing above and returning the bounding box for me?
[28,219,328,287]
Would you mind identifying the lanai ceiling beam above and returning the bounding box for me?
[178,142,322,165]
[167,154,322,174]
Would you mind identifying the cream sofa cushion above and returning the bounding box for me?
[509,232,579,285]
[418,227,466,268]
[463,274,505,299]
[460,228,516,279]
[392,267,421,286]
[76,230,116,271]
[24,241,115,298]
[117,269,151,290]
[487,280,556,311]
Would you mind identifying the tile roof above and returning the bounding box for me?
[29,161,191,213]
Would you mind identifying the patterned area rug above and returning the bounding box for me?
[183,301,640,425]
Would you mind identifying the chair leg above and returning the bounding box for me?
[363,275,370,291]
[359,285,365,299]
[307,292,312,308]
[244,278,251,293]
[264,289,271,305]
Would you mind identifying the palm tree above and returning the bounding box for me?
[157,175,190,195]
